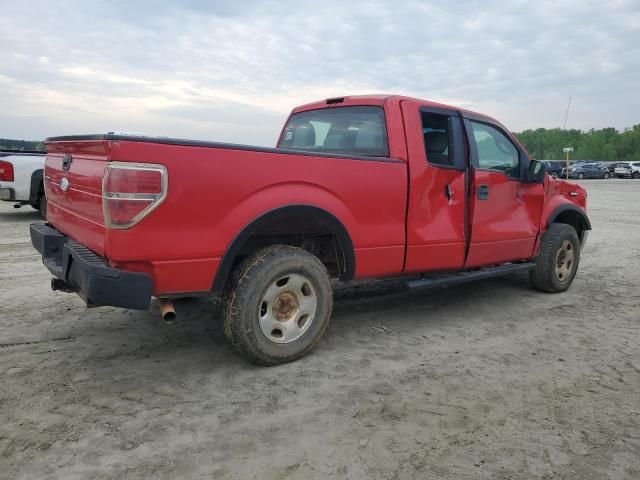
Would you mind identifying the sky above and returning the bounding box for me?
[1,0,639,146]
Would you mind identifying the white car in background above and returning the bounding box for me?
[614,162,640,179]
[0,150,47,217]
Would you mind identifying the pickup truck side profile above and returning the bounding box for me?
[30,95,590,365]
[0,150,47,217]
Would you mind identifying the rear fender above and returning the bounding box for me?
[211,183,357,295]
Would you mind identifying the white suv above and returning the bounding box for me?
[614,162,640,179]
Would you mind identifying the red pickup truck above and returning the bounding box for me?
[31,95,590,365]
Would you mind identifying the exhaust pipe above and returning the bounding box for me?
[51,278,77,293]
[158,298,176,323]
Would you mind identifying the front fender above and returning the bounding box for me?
[545,203,591,231]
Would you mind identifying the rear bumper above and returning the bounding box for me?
[30,223,152,310]
[0,187,16,201]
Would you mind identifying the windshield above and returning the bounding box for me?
[278,106,389,157]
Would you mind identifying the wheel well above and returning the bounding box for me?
[29,169,44,205]
[212,206,355,295]
[551,209,589,242]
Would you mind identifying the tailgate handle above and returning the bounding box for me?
[62,154,73,171]
[477,184,489,200]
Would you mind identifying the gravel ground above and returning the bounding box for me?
[1,179,639,479]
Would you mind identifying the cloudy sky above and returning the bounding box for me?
[1,0,639,146]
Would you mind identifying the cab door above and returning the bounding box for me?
[402,102,468,272]
[464,119,545,267]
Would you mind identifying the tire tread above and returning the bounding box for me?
[223,245,332,366]
[530,223,580,293]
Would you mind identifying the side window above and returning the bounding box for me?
[421,112,452,166]
[469,121,519,176]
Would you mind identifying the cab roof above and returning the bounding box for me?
[291,94,496,123]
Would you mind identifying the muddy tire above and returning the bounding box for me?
[530,223,580,293]
[223,245,333,365]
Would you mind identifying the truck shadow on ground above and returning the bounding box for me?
[31,273,538,375]
[109,272,537,365]
[0,209,43,223]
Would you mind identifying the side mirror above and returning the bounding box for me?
[526,159,546,183]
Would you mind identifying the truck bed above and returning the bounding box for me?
[44,133,408,296]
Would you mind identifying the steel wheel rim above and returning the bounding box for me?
[258,273,317,344]
[555,240,575,282]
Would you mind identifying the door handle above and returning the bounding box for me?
[444,184,452,203]
[477,184,489,200]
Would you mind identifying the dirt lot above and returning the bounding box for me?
[1,179,639,479]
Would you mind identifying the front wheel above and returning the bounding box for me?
[223,245,333,365]
[530,224,581,293]
[578,173,585,179]
[633,171,640,179]
[603,172,610,179]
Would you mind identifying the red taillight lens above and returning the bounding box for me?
[104,168,163,194]
[102,162,167,228]
[0,160,14,182]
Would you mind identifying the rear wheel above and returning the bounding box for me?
[530,224,580,293]
[551,172,558,179]
[223,245,333,365]
[633,171,640,179]
[578,173,585,179]
[603,172,610,179]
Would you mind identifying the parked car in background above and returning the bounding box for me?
[0,150,47,217]
[614,162,640,178]
[563,162,611,179]
[601,162,619,176]
[543,160,563,178]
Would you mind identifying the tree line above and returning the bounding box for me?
[0,138,45,151]
[3,124,640,161]
[513,125,640,162]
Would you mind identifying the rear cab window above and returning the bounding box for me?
[278,106,389,157]
[420,109,466,169]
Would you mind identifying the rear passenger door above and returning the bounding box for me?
[402,104,468,272]
[464,119,545,267]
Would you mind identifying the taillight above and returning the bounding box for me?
[0,160,14,181]
[102,162,167,228]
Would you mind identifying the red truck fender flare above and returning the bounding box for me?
[546,204,591,232]
[211,204,356,296]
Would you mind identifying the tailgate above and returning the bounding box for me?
[44,139,107,255]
